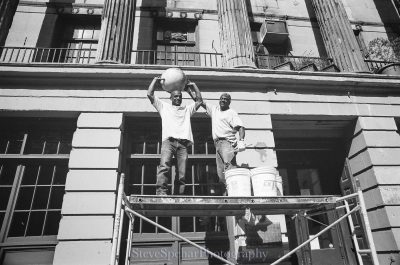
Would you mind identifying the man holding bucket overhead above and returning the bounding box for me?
[200,93,246,195]
[147,68,203,196]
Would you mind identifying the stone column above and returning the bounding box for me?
[310,0,369,72]
[96,0,136,64]
[53,113,123,265]
[347,117,400,264]
[0,0,19,46]
[217,0,256,68]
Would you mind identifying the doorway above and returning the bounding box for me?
[272,115,357,265]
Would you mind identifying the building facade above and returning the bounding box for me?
[1,0,400,264]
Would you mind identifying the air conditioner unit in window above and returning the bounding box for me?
[260,20,289,44]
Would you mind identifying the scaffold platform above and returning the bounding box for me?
[110,174,379,265]
[128,195,338,216]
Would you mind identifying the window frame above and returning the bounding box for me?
[0,118,74,250]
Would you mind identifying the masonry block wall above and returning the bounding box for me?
[348,117,400,265]
[53,113,123,265]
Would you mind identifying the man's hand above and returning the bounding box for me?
[155,76,165,88]
[185,80,197,100]
[237,140,246,152]
[148,76,165,103]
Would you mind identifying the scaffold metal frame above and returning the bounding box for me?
[110,174,379,265]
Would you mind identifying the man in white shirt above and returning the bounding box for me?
[203,93,246,195]
[147,77,203,195]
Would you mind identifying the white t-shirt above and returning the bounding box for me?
[206,103,244,142]
[153,96,197,144]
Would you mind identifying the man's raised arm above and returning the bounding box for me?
[186,81,203,110]
[147,77,162,104]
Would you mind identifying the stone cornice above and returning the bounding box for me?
[0,64,399,94]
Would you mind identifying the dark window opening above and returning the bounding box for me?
[0,118,75,245]
[154,19,198,66]
[35,15,101,63]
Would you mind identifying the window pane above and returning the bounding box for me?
[26,211,46,236]
[44,141,58,154]
[83,29,94,39]
[0,212,4,228]
[0,139,7,153]
[132,140,144,154]
[21,165,39,185]
[143,186,156,195]
[93,29,100,40]
[73,29,84,39]
[49,186,64,209]
[0,163,18,185]
[143,164,157,185]
[37,165,54,185]
[157,217,172,233]
[15,187,34,210]
[2,248,55,265]
[25,137,44,154]
[53,165,68,185]
[0,187,12,210]
[142,217,156,233]
[44,211,61,235]
[145,139,158,154]
[194,140,206,154]
[207,140,216,154]
[7,139,23,154]
[9,211,28,237]
[58,141,72,154]
[32,186,50,210]
[180,217,194,232]
[0,132,24,154]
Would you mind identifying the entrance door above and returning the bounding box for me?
[277,149,353,265]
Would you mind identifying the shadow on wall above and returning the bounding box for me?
[254,142,268,163]
[0,0,20,46]
[136,0,167,50]
[373,0,400,34]
[304,0,328,58]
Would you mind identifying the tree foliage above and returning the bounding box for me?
[367,37,400,62]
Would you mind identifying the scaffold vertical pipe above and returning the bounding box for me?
[344,200,363,265]
[116,205,125,264]
[110,173,125,265]
[124,213,135,265]
[357,189,379,265]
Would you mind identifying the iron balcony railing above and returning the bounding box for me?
[364,59,398,73]
[0,46,397,73]
[0,46,97,64]
[256,54,333,71]
[131,50,223,67]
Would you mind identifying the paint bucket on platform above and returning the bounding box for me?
[225,168,251,196]
[250,166,282,196]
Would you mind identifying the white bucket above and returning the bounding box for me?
[250,166,282,196]
[225,168,251,196]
